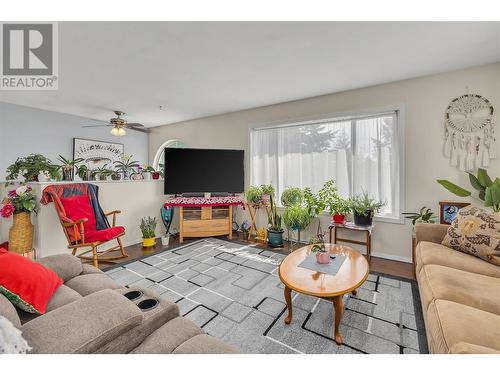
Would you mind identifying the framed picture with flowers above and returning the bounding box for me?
[438,201,470,225]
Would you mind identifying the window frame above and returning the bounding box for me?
[152,139,187,171]
[248,105,406,224]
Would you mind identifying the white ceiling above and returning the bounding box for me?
[1,22,499,127]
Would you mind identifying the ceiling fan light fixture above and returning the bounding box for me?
[110,126,127,136]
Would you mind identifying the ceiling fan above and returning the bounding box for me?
[83,110,150,136]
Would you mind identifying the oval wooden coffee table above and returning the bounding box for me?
[278,244,369,345]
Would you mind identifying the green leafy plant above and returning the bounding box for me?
[330,197,351,216]
[309,234,327,253]
[114,155,139,175]
[5,154,59,183]
[56,155,84,169]
[281,187,304,207]
[318,179,340,213]
[267,193,283,232]
[350,192,385,218]
[143,165,155,173]
[437,168,500,212]
[402,207,436,225]
[303,187,325,217]
[260,184,275,196]
[140,216,157,239]
[93,167,113,180]
[283,205,312,231]
[245,185,263,205]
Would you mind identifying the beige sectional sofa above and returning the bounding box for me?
[415,223,500,354]
[0,254,237,354]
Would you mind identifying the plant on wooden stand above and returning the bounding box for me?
[350,192,385,226]
[140,216,157,248]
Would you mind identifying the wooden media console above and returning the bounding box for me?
[179,205,233,243]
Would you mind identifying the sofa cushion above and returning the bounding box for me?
[95,287,179,353]
[64,273,122,296]
[46,285,82,312]
[0,249,63,314]
[418,264,500,315]
[130,316,204,354]
[37,254,83,282]
[172,334,238,354]
[442,206,500,266]
[426,299,500,353]
[450,342,500,354]
[81,263,103,275]
[21,290,143,354]
[0,292,21,329]
[415,241,500,278]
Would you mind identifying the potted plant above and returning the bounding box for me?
[5,154,59,183]
[402,206,436,225]
[283,204,312,242]
[114,155,139,180]
[281,187,304,207]
[142,165,155,180]
[140,216,157,248]
[157,163,165,179]
[93,167,111,181]
[240,220,251,239]
[260,184,275,204]
[266,193,283,247]
[245,185,263,206]
[57,155,84,182]
[109,169,121,181]
[437,168,500,212]
[309,232,329,264]
[76,165,91,181]
[330,197,351,224]
[1,185,37,254]
[350,192,385,226]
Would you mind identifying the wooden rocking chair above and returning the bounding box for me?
[42,184,128,268]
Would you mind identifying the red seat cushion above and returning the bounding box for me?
[85,226,125,242]
[0,248,63,314]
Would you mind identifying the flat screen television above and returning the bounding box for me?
[164,148,244,195]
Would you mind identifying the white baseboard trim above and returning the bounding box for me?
[370,251,411,264]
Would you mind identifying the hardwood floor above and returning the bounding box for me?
[102,232,414,280]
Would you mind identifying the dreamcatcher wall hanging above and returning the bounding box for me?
[443,93,496,172]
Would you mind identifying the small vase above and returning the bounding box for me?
[9,212,34,254]
[142,172,151,180]
[316,252,331,264]
[62,167,74,181]
[152,172,160,180]
[161,235,170,246]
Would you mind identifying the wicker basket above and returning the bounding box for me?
[9,212,34,254]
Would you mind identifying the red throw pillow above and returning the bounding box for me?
[60,195,97,240]
[0,248,63,314]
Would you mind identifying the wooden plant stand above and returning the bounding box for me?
[329,221,373,262]
[245,202,270,241]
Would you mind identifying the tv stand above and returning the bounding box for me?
[163,196,245,243]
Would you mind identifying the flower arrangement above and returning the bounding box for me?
[114,154,140,179]
[1,185,37,218]
[5,154,59,183]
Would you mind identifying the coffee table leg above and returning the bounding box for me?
[284,286,292,324]
[351,289,357,296]
[333,295,344,345]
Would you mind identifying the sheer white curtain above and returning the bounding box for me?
[250,112,401,219]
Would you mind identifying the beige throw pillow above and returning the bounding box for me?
[442,206,500,266]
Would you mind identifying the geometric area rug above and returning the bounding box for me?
[105,238,428,354]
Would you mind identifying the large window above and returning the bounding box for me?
[250,108,404,221]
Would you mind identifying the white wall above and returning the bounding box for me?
[0,102,149,180]
[149,63,500,263]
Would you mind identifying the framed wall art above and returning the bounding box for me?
[438,201,470,225]
[73,138,124,170]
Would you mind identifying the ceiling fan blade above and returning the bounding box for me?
[127,126,150,133]
[126,123,145,127]
[82,125,111,128]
